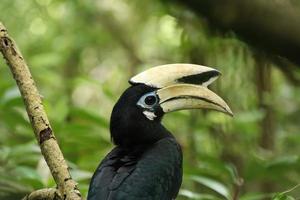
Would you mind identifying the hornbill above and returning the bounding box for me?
[88,64,232,200]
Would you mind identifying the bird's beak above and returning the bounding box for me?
[130,63,233,116]
[156,84,233,116]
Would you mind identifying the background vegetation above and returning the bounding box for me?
[0,0,300,199]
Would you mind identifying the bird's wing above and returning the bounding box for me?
[87,146,127,200]
[87,137,182,200]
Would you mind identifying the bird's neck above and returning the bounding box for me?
[110,119,173,148]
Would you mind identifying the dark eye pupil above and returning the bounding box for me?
[144,95,156,105]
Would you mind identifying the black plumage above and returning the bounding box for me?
[88,85,183,200]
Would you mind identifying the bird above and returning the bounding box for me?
[87,63,232,200]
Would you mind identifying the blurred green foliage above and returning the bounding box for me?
[0,0,300,199]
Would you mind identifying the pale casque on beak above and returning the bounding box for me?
[130,63,233,116]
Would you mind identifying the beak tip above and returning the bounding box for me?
[225,109,234,117]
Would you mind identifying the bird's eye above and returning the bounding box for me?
[144,95,157,106]
[137,92,158,109]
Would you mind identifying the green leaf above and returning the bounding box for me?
[240,193,273,200]
[179,189,222,200]
[190,175,231,200]
[272,184,300,200]
[272,193,295,200]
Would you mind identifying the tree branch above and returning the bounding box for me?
[22,188,60,200]
[171,0,300,67]
[0,22,82,200]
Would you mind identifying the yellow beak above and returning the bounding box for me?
[157,84,233,116]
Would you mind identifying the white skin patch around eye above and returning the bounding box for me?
[143,110,157,120]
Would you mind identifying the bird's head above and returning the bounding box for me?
[110,64,232,147]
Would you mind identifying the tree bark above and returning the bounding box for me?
[170,0,300,67]
[255,54,275,196]
[0,22,82,200]
[22,189,59,200]
[255,56,275,151]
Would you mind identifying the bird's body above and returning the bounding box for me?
[88,137,182,200]
[88,64,232,200]
[88,84,182,200]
